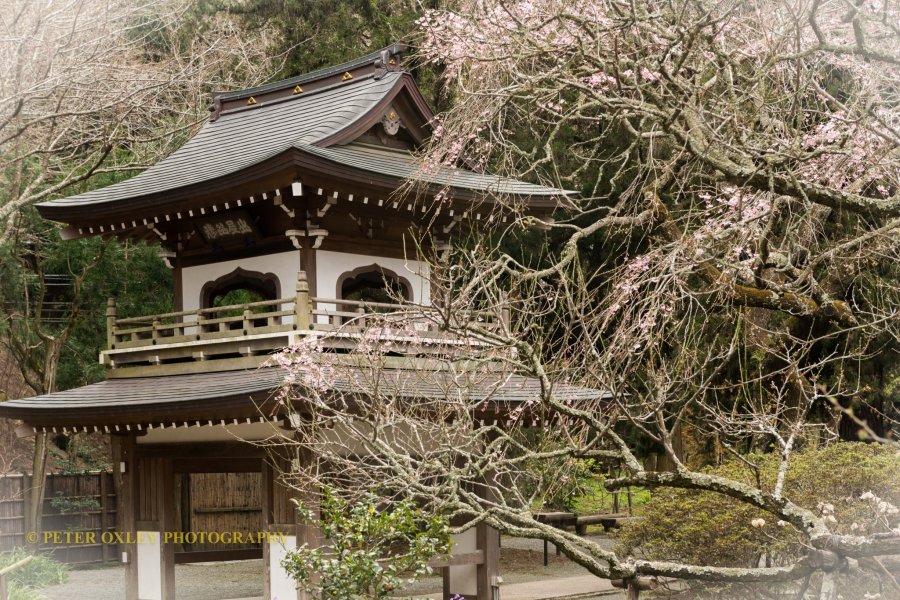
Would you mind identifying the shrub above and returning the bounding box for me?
[281,488,451,600]
[617,443,899,597]
[0,550,67,600]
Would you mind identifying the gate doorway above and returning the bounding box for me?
[173,471,264,563]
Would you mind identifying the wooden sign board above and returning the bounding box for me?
[195,210,259,244]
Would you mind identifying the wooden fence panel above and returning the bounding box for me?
[0,472,116,564]
[1,471,262,563]
[0,476,25,552]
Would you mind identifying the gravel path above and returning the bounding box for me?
[40,534,623,600]
[42,560,267,600]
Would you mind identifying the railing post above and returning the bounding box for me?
[106,297,117,350]
[197,310,206,339]
[243,308,252,334]
[295,271,310,330]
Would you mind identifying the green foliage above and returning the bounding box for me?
[55,239,172,391]
[570,478,650,515]
[49,491,101,516]
[212,288,266,308]
[0,550,68,600]
[618,442,900,569]
[507,429,601,513]
[210,288,269,318]
[51,435,110,475]
[211,0,445,107]
[217,0,411,70]
[282,488,451,600]
[0,213,172,393]
[524,456,595,513]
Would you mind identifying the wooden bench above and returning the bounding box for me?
[532,512,633,565]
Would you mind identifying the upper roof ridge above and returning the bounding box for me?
[211,43,407,118]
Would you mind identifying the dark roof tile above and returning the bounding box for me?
[0,366,607,426]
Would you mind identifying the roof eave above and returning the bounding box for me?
[36,146,567,225]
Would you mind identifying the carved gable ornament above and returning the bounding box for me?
[380,106,402,136]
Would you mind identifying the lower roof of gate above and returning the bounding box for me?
[0,366,608,429]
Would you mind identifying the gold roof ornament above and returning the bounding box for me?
[342,72,353,81]
[293,85,303,94]
[381,108,401,135]
[247,96,257,105]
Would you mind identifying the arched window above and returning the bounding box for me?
[337,265,412,306]
[199,268,281,329]
[200,268,280,310]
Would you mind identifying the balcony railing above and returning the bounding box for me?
[102,272,506,375]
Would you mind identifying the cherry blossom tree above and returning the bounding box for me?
[268,0,898,597]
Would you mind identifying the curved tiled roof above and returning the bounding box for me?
[304,143,569,197]
[0,367,608,428]
[37,51,569,218]
[41,73,405,210]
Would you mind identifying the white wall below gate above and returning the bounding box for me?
[269,534,298,600]
[136,530,162,600]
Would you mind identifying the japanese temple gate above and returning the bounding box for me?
[0,45,598,600]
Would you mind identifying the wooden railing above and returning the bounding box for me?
[107,297,300,350]
[102,271,506,371]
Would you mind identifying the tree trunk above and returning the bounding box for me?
[657,421,683,472]
[819,571,838,600]
[24,337,63,547]
[25,432,48,548]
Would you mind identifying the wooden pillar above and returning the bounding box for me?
[111,434,138,600]
[159,458,176,600]
[475,442,500,600]
[100,472,111,563]
[446,429,501,600]
[131,454,175,600]
[263,444,313,600]
[172,254,183,313]
[261,460,274,600]
[296,446,322,557]
[476,521,499,600]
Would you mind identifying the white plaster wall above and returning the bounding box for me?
[448,528,478,597]
[180,249,429,329]
[314,250,430,325]
[315,250,429,304]
[269,534,298,600]
[136,531,162,600]
[181,251,301,323]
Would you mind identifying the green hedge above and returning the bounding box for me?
[619,443,899,567]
